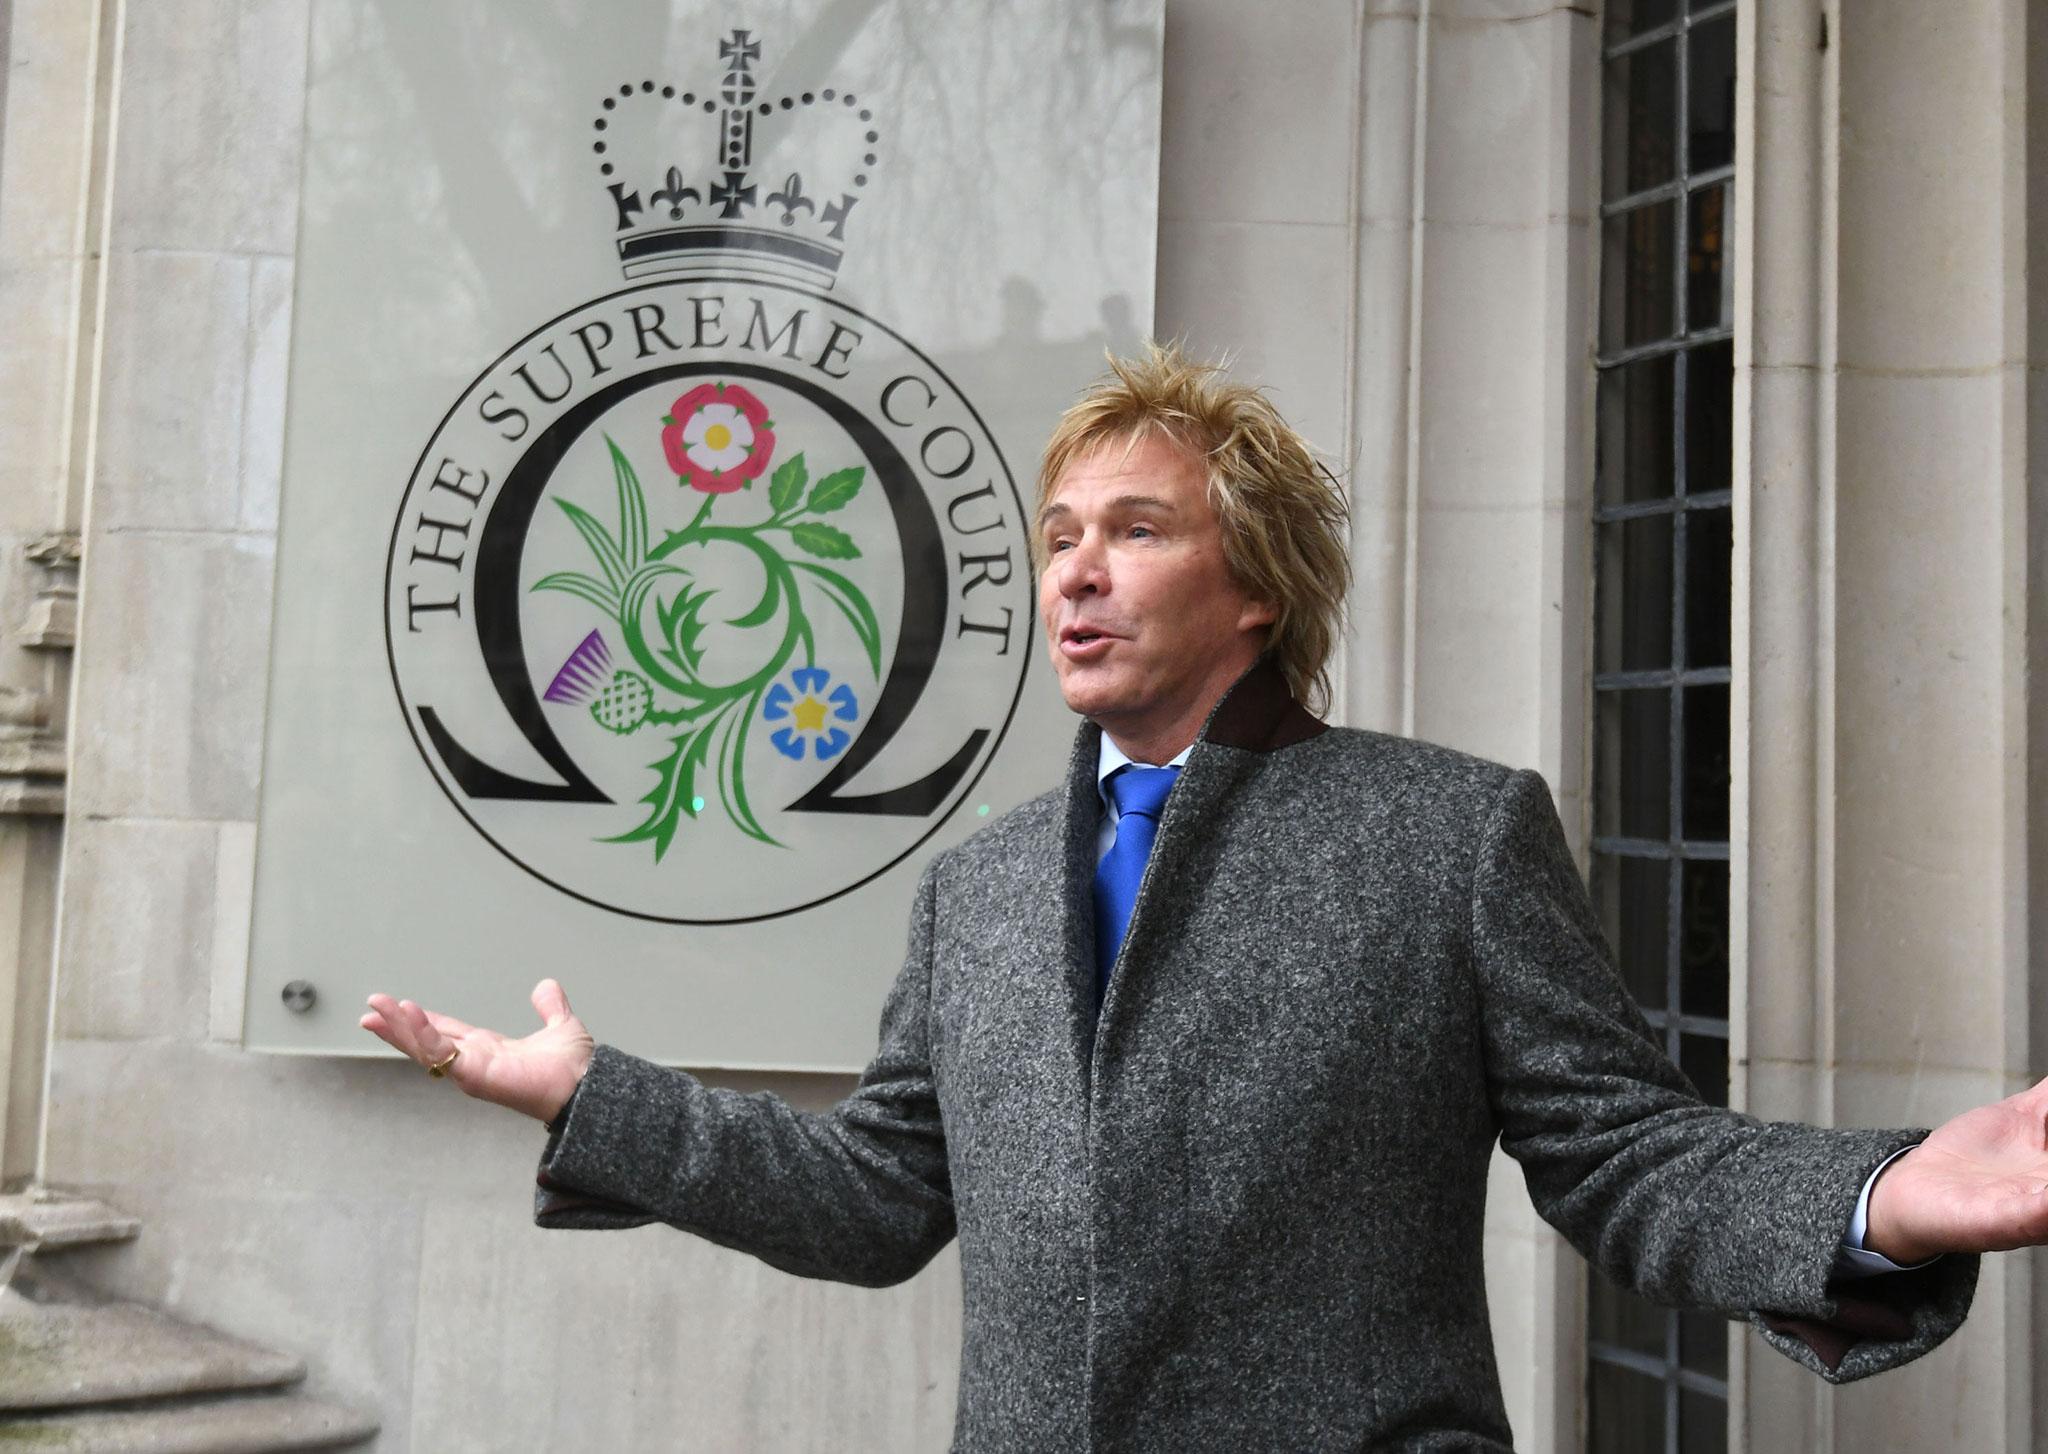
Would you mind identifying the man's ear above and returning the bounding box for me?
[1238,597,1279,634]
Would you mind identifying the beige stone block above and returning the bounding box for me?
[1349,219,1413,490]
[1343,503,1408,735]
[2034,25,2048,368]
[1746,6,1827,371]
[47,1041,395,1194]
[1344,217,1415,734]
[53,817,219,1042]
[1830,853,2012,1076]
[1527,205,1593,790]
[43,1037,858,1208]
[238,258,295,534]
[1409,503,1546,765]
[1424,11,1594,229]
[110,0,310,256]
[95,252,252,532]
[1160,0,1359,228]
[1432,0,1571,18]
[1835,1,2014,372]
[70,533,275,821]
[1483,1140,1538,1236]
[1831,1062,2017,1134]
[1739,1056,1827,1127]
[1481,1219,1536,1441]
[1831,372,2019,1070]
[1155,218,1355,455]
[60,1181,417,1438]
[0,260,78,519]
[0,0,100,262]
[1414,222,1551,510]
[1535,444,1593,811]
[410,1202,959,1451]
[2,821,62,1185]
[1741,365,1824,1070]
[1539,219,1595,513]
[210,821,257,1043]
[1357,14,1421,225]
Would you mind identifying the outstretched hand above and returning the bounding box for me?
[1864,1073,2048,1265]
[359,979,594,1125]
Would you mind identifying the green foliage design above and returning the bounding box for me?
[532,433,879,855]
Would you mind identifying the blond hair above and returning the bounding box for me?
[1034,342,1351,713]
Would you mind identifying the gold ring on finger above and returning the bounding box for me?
[427,1047,460,1079]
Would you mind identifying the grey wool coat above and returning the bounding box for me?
[535,658,1978,1451]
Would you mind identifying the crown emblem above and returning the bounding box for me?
[591,30,880,288]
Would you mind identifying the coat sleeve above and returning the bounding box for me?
[1470,767,1977,1383]
[529,858,955,1288]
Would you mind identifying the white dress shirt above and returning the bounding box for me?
[1093,735,1193,862]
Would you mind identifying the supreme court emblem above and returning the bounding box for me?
[384,32,1031,923]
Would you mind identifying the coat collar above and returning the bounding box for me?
[1053,656,1327,1079]
[1196,654,1329,754]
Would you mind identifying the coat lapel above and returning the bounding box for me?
[1093,734,1252,1043]
[1067,657,1329,1065]
[1056,719,1106,1086]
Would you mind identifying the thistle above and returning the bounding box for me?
[591,670,654,734]
[543,630,612,705]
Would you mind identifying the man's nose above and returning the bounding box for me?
[1054,537,1108,597]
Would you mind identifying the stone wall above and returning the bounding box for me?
[1739,1,2047,1449]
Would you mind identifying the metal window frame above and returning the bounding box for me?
[1586,2,1738,1451]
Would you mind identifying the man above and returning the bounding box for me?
[365,346,2046,1450]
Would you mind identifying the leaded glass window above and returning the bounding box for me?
[1588,0,1735,1450]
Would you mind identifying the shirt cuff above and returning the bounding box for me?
[1834,1143,1941,1279]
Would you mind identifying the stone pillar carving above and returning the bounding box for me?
[0,533,75,1189]
[21,534,79,655]
[0,533,78,819]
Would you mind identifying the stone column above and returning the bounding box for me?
[1741,0,2041,1448]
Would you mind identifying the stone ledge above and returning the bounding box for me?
[0,1193,139,1251]
[0,1391,378,1452]
[0,1291,304,1409]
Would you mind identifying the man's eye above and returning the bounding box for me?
[1047,538,1074,552]
[1128,525,1155,539]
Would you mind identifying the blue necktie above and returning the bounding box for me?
[1094,765,1181,1006]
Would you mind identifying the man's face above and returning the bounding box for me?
[1036,434,1275,760]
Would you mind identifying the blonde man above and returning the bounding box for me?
[371,345,2041,1451]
